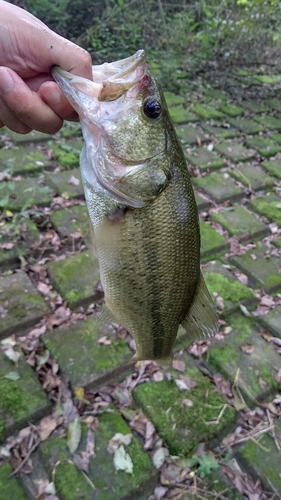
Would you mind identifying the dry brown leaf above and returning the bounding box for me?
[240,343,254,355]
[172,359,185,372]
[182,398,193,407]
[39,416,59,441]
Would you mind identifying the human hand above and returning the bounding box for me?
[0,0,92,134]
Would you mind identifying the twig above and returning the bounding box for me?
[266,408,281,452]
[9,437,41,477]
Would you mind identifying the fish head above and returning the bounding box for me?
[52,51,171,208]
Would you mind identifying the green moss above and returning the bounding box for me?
[207,313,280,401]
[0,462,27,499]
[43,316,130,389]
[239,420,281,492]
[250,197,281,226]
[204,272,254,311]
[133,369,235,456]
[164,92,185,106]
[40,412,155,500]
[261,159,281,179]
[220,104,244,117]
[245,137,281,158]
[192,104,225,120]
[47,252,100,308]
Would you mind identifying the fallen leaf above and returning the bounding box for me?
[175,376,197,390]
[67,418,82,453]
[107,433,132,453]
[113,445,133,474]
[68,175,80,186]
[40,416,58,441]
[3,345,21,364]
[152,447,168,469]
[98,336,112,345]
[240,343,254,355]
[4,371,20,381]
[183,398,193,407]
[172,359,185,372]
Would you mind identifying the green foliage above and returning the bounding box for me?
[190,452,220,478]
[10,0,281,73]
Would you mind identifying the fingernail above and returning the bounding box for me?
[0,68,15,94]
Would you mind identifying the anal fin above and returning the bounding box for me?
[181,271,218,340]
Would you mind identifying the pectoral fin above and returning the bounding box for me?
[181,271,218,340]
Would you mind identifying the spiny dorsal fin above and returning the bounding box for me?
[181,271,218,340]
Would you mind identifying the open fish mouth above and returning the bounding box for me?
[52,50,146,103]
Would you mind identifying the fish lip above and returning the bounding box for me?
[52,50,147,102]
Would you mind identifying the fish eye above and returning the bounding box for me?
[143,98,162,119]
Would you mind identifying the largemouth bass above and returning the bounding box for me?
[52,50,218,365]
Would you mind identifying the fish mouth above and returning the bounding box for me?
[52,50,146,104]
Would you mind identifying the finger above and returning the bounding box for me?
[44,35,93,81]
[0,96,32,134]
[0,67,63,134]
[39,81,79,121]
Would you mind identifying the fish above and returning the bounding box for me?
[52,50,218,365]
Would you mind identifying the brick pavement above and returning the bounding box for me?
[0,70,281,499]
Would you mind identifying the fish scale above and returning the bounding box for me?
[52,50,218,365]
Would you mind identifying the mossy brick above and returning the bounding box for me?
[227,118,263,135]
[191,104,225,120]
[272,236,281,248]
[194,190,211,211]
[229,162,275,191]
[258,304,281,338]
[58,121,83,139]
[256,74,281,84]
[250,193,281,226]
[2,177,53,211]
[253,115,281,131]
[0,218,42,271]
[230,243,281,293]
[214,141,256,163]
[176,124,206,146]
[245,137,281,158]
[0,272,51,339]
[50,204,91,246]
[2,127,52,143]
[241,101,270,113]
[267,98,281,112]
[193,172,244,203]
[210,205,269,242]
[270,132,281,143]
[185,148,225,171]
[202,261,255,315]
[164,91,185,106]
[47,251,101,309]
[200,220,228,261]
[40,411,157,500]
[170,107,198,125]
[261,158,281,179]
[43,316,131,390]
[182,469,244,500]
[0,462,28,499]
[219,104,244,117]
[206,314,281,403]
[0,144,53,176]
[236,419,281,496]
[202,88,228,101]
[133,355,236,457]
[0,351,51,442]
[45,168,84,199]
[201,124,239,140]
[48,139,82,168]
